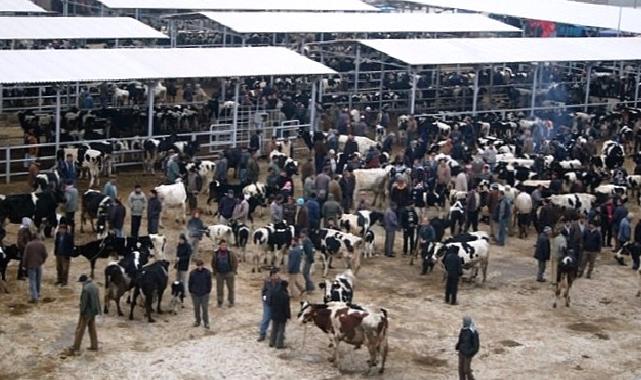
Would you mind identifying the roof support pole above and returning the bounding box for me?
[220,80,225,102]
[242,37,246,47]
[232,80,240,148]
[38,86,43,112]
[530,63,538,117]
[55,88,61,152]
[75,82,80,108]
[147,83,154,137]
[435,65,440,106]
[223,29,227,47]
[634,64,640,108]
[379,62,385,111]
[0,84,3,114]
[135,9,140,20]
[472,67,480,116]
[584,64,592,113]
[320,33,325,64]
[115,39,119,48]
[350,44,361,110]
[410,68,417,115]
[310,78,317,132]
[62,0,68,16]
[272,33,276,45]
[170,20,177,48]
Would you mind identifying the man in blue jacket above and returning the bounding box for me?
[258,268,281,342]
[188,259,212,329]
[287,237,305,298]
[306,193,321,233]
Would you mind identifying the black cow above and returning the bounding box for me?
[80,190,113,234]
[103,250,152,317]
[614,242,641,268]
[0,244,20,282]
[230,220,250,256]
[129,260,170,323]
[72,236,121,278]
[430,216,450,242]
[207,180,244,204]
[0,191,63,238]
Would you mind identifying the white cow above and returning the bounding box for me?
[595,184,627,202]
[186,160,216,190]
[353,166,392,207]
[149,234,167,260]
[206,225,233,244]
[549,193,596,214]
[338,135,379,156]
[155,179,187,226]
[82,149,103,188]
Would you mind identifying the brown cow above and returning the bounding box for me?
[298,301,389,373]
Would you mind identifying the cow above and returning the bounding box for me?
[594,184,627,203]
[80,190,113,234]
[0,244,20,283]
[0,191,63,238]
[364,229,375,258]
[553,254,578,308]
[298,301,389,374]
[448,200,465,236]
[33,172,60,192]
[148,234,167,260]
[168,280,186,314]
[339,210,384,236]
[103,250,151,317]
[601,140,625,170]
[613,241,641,267]
[314,228,363,277]
[353,167,392,207]
[129,260,170,323]
[230,221,250,261]
[143,138,160,174]
[155,179,187,226]
[434,238,490,283]
[187,160,216,191]
[72,236,122,278]
[626,175,641,204]
[81,149,104,188]
[205,224,233,244]
[253,224,295,270]
[319,269,355,304]
[549,193,596,215]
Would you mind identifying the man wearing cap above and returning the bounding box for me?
[176,234,192,294]
[69,275,100,354]
[218,190,236,224]
[258,268,281,342]
[54,223,74,287]
[127,185,146,238]
[211,240,238,308]
[188,259,212,329]
[455,316,480,380]
[534,226,552,282]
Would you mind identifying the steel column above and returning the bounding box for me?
[0,84,3,114]
[63,0,68,16]
[584,64,592,112]
[232,81,240,147]
[115,39,119,48]
[242,37,246,47]
[530,64,538,116]
[55,88,61,152]
[634,64,641,107]
[472,68,480,116]
[135,8,140,20]
[75,82,80,107]
[350,44,361,110]
[379,62,385,111]
[220,80,225,102]
[170,20,177,48]
[147,83,154,137]
[5,148,9,184]
[410,69,417,115]
[222,29,227,47]
[310,79,317,131]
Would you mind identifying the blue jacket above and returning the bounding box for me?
[306,199,320,223]
[613,206,628,230]
[302,238,315,264]
[54,231,74,257]
[618,218,631,242]
[583,228,602,252]
[288,245,303,274]
[384,208,398,232]
[103,182,117,201]
[534,233,551,261]
[187,217,205,239]
[188,267,212,296]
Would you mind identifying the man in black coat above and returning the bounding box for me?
[455,316,480,380]
[269,280,291,349]
[147,190,162,235]
[444,249,463,305]
[534,226,552,282]
[188,259,212,329]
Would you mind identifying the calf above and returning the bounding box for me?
[253,224,295,270]
[230,221,250,262]
[298,301,389,374]
[553,254,578,308]
[129,260,170,323]
[80,190,112,234]
[448,200,465,236]
[168,280,185,315]
[33,172,60,192]
[314,228,363,277]
[339,211,383,236]
[319,269,355,303]
[206,225,233,244]
[72,236,121,278]
[0,244,20,282]
[103,250,150,317]
[364,229,375,258]
[82,149,104,188]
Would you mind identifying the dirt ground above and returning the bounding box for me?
[1,150,641,380]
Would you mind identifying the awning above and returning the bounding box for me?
[97,0,378,12]
[0,0,46,13]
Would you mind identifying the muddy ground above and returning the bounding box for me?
[1,151,640,380]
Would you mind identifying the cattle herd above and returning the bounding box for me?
[4,100,641,375]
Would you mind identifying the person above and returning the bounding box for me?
[186,210,205,255]
[176,234,192,294]
[211,240,238,308]
[147,190,162,235]
[64,180,78,234]
[550,228,568,285]
[186,166,202,213]
[401,206,419,256]
[247,151,260,185]
[58,153,77,185]
[418,217,436,275]
[314,169,331,204]
[24,129,38,168]
[127,185,146,238]
[166,155,180,184]
[454,170,468,192]
[444,249,463,305]
[54,223,74,287]
[339,169,356,212]
[109,198,126,238]
[384,203,398,257]
[612,199,628,250]
[232,194,249,225]
[215,155,228,184]
[23,235,48,303]
[287,237,305,298]
[102,179,117,202]
[487,185,500,237]
[581,221,602,279]
[455,316,480,380]
[282,196,297,226]
[494,191,511,246]
[27,160,40,190]
[514,190,533,239]
[68,275,100,355]
[301,230,315,292]
[464,186,480,233]
[295,198,309,234]
[307,193,321,233]
[322,194,342,227]
[328,176,342,205]
[269,280,291,349]
[218,190,236,224]
[600,198,615,247]
[617,214,632,253]
[270,196,284,224]
[258,268,281,342]
[188,259,212,329]
[534,226,552,282]
[300,158,314,190]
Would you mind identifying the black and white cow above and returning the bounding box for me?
[103,249,151,317]
[626,175,641,204]
[364,229,375,258]
[338,210,384,236]
[168,280,186,314]
[553,253,578,308]
[230,221,250,261]
[594,184,627,203]
[80,190,113,235]
[129,260,170,323]
[601,140,625,170]
[448,200,465,236]
[319,269,355,304]
[81,148,104,188]
[72,236,121,278]
[434,238,490,283]
[0,191,63,238]
[549,193,596,215]
[143,138,160,174]
[33,172,60,192]
[252,223,295,271]
[313,228,363,277]
[0,244,20,282]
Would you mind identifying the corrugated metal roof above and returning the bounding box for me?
[407,0,641,34]
[0,0,46,12]
[0,17,167,40]
[360,37,641,65]
[0,46,337,84]
[197,11,520,34]
[98,0,378,11]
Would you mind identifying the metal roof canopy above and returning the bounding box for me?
[359,37,641,66]
[0,17,168,40]
[0,46,336,84]
[405,0,641,35]
[193,11,520,34]
[98,0,378,12]
[0,0,46,12]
